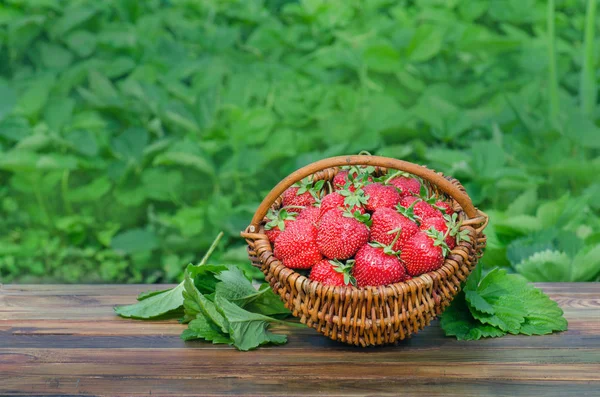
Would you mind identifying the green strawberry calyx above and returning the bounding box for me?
[425,228,450,256]
[264,208,297,231]
[396,200,420,223]
[293,178,325,200]
[417,184,438,204]
[338,187,369,209]
[381,170,413,184]
[369,229,402,257]
[330,259,356,286]
[341,166,375,190]
[444,213,470,244]
[342,208,372,226]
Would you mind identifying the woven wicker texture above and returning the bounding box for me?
[241,155,488,346]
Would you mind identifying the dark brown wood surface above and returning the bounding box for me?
[1,283,599,397]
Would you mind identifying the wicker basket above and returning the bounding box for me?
[241,155,488,347]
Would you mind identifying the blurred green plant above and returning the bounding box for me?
[0,0,598,283]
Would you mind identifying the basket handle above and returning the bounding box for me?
[247,155,479,232]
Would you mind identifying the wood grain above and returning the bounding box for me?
[1,283,599,397]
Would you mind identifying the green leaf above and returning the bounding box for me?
[39,43,73,69]
[244,284,291,317]
[141,168,182,202]
[518,287,568,335]
[47,5,98,38]
[441,292,507,340]
[506,189,538,215]
[465,268,567,335]
[67,177,112,203]
[564,111,600,149]
[214,267,265,307]
[571,245,600,282]
[111,228,159,254]
[114,282,184,319]
[153,151,215,176]
[215,295,287,351]
[16,75,55,118]
[465,269,528,332]
[112,127,148,163]
[182,271,228,332]
[44,97,75,132]
[515,250,571,282]
[0,81,16,121]
[363,41,400,73]
[182,314,231,344]
[137,288,171,301]
[0,116,30,141]
[407,25,445,62]
[64,129,98,157]
[187,263,229,294]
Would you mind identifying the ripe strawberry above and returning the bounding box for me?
[264,208,297,243]
[333,170,351,190]
[399,196,442,221]
[309,259,354,286]
[317,210,370,260]
[296,206,321,224]
[419,216,456,249]
[274,220,322,269]
[282,187,316,213]
[333,168,374,192]
[434,200,454,216]
[319,191,366,219]
[388,176,421,197]
[362,183,402,212]
[401,229,449,276]
[370,208,419,251]
[353,243,406,287]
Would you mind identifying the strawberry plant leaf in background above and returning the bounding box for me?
[111,228,159,255]
[0,1,598,292]
[514,250,571,282]
[0,81,17,121]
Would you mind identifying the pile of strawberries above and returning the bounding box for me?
[265,167,469,287]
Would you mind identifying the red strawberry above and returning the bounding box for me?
[264,208,297,243]
[353,243,406,287]
[370,208,419,251]
[282,187,316,213]
[309,259,354,286]
[317,210,370,260]
[388,176,421,197]
[296,206,321,224]
[434,200,454,216]
[401,229,449,276]
[333,168,374,192]
[333,170,351,190]
[419,216,455,249]
[274,220,322,269]
[319,191,366,219]
[399,196,442,221]
[362,183,402,212]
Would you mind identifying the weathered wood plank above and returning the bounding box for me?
[1,283,599,396]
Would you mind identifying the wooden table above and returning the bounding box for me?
[1,283,599,396]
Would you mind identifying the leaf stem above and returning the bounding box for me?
[547,0,560,127]
[580,0,597,116]
[197,231,224,266]
[61,170,73,214]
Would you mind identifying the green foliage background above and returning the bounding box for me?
[0,0,599,284]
